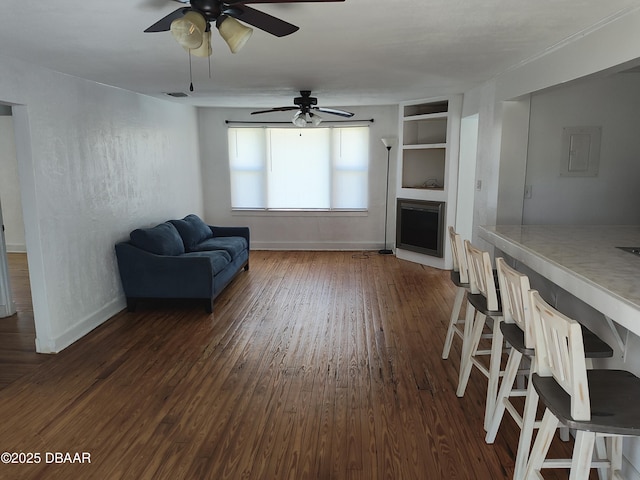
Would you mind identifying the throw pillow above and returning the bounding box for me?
[129,222,185,256]
[169,214,213,251]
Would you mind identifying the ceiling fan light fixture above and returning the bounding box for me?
[188,30,212,57]
[292,111,307,127]
[217,15,253,54]
[309,112,323,126]
[170,11,206,50]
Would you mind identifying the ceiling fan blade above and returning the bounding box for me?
[314,107,354,118]
[251,106,299,114]
[228,0,344,3]
[144,7,190,32]
[227,5,299,37]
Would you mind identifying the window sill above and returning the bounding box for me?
[230,209,369,217]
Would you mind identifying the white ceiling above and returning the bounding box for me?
[1,1,638,108]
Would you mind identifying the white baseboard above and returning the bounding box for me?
[251,241,381,251]
[6,244,27,253]
[35,296,126,354]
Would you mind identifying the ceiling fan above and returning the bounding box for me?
[145,0,345,56]
[251,91,354,126]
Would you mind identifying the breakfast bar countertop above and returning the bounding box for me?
[479,225,640,336]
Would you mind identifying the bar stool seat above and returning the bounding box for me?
[533,369,640,435]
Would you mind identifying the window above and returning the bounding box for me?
[228,126,369,210]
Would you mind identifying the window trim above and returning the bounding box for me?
[227,125,370,212]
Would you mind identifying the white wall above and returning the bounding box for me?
[523,73,640,224]
[0,115,26,251]
[456,114,478,240]
[0,54,203,352]
[464,7,640,244]
[198,106,399,250]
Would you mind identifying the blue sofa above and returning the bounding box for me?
[115,214,249,313]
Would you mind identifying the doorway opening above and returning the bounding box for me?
[0,105,41,387]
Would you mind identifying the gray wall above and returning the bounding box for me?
[523,73,640,224]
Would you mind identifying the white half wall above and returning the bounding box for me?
[198,106,399,250]
[1,54,203,352]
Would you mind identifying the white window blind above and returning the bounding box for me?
[228,126,369,210]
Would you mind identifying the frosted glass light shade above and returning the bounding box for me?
[292,111,307,127]
[310,113,323,126]
[170,11,206,49]
[188,30,212,57]
[217,16,253,53]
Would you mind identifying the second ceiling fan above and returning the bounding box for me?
[252,91,354,126]
[145,0,345,56]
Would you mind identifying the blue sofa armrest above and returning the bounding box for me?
[115,242,214,300]
[210,225,250,249]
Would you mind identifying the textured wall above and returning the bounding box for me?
[1,54,202,352]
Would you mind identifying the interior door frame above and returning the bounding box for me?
[0,198,16,318]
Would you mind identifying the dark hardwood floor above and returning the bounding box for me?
[0,253,49,390]
[0,251,585,479]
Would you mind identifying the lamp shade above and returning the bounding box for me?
[381,137,397,149]
[188,30,212,57]
[170,11,206,50]
[217,16,253,53]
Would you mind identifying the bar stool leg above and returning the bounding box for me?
[442,286,466,359]
[524,409,559,479]
[608,436,623,478]
[456,309,485,397]
[515,379,539,479]
[485,315,504,431]
[570,430,596,480]
[485,347,523,443]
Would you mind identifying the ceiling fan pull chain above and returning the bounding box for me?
[189,51,194,92]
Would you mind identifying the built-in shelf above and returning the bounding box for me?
[395,96,461,270]
[403,101,448,117]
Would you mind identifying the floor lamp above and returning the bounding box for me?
[379,137,396,255]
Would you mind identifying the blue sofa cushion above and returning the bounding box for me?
[170,214,213,251]
[181,250,232,275]
[190,236,248,257]
[129,222,185,256]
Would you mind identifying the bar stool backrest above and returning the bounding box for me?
[529,290,590,421]
[448,227,469,284]
[496,258,534,349]
[464,240,499,311]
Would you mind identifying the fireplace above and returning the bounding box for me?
[396,199,445,257]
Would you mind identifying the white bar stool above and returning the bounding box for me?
[524,290,637,480]
[456,240,503,431]
[485,259,614,479]
[442,226,470,360]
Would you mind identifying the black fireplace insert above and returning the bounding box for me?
[396,199,445,257]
